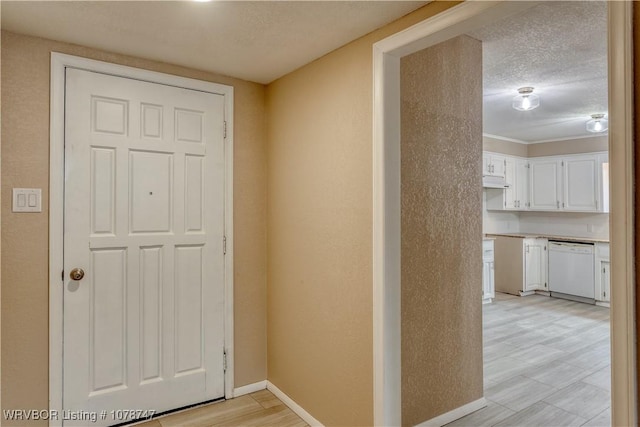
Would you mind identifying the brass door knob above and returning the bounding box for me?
[70,268,85,281]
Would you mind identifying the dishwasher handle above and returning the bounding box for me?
[549,242,594,254]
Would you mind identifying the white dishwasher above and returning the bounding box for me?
[548,241,595,302]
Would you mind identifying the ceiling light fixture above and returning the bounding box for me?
[586,114,608,133]
[512,87,540,111]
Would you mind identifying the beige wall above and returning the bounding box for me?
[1,30,267,422]
[400,35,483,426]
[483,135,527,157]
[484,135,608,158]
[265,2,459,425]
[527,135,608,157]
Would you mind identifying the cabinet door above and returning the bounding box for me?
[504,157,517,209]
[491,154,506,178]
[601,261,610,302]
[525,238,548,291]
[483,153,492,176]
[599,153,609,213]
[516,159,529,209]
[530,159,561,210]
[488,261,495,299]
[482,260,495,300]
[563,156,598,211]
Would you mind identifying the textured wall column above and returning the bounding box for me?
[400,35,484,426]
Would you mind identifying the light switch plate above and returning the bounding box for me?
[13,188,42,212]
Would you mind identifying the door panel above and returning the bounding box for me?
[504,157,516,209]
[564,156,598,211]
[530,160,561,210]
[64,68,225,425]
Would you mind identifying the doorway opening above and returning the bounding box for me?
[373,2,635,426]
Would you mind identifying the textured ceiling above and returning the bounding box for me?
[2,1,607,143]
[0,0,427,84]
[468,1,608,144]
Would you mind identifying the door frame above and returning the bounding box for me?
[372,1,635,426]
[48,53,235,425]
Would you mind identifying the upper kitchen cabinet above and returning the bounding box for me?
[486,155,529,210]
[563,155,599,211]
[483,152,506,178]
[529,158,562,210]
[598,153,610,213]
[485,151,609,213]
[515,159,530,209]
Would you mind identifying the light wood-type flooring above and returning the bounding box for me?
[137,389,307,427]
[449,292,611,427]
[138,293,610,427]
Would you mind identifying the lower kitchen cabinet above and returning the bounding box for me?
[494,236,548,296]
[595,242,610,305]
[482,239,495,303]
[524,238,548,293]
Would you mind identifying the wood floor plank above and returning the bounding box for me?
[485,375,557,412]
[135,391,307,427]
[493,401,586,427]
[445,400,515,426]
[543,381,611,420]
[156,396,265,427]
[582,407,611,427]
[250,390,284,409]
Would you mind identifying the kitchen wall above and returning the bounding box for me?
[400,35,483,426]
[1,31,267,424]
[484,134,608,157]
[483,135,527,157]
[265,2,460,425]
[483,135,610,239]
[528,135,608,157]
[482,192,520,234]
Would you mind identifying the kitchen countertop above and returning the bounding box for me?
[485,232,609,244]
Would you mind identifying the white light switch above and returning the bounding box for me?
[13,188,42,212]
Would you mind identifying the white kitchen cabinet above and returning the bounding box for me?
[563,155,599,211]
[529,159,562,211]
[595,242,610,305]
[483,153,506,178]
[484,151,607,213]
[598,153,610,213]
[482,239,495,303]
[503,157,517,209]
[515,159,530,209]
[493,236,548,296]
[524,238,548,293]
[485,157,529,210]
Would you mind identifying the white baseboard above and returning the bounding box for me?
[414,398,487,427]
[233,380,267,397]
[266,381,324,427]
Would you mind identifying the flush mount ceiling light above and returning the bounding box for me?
[512,87,540,111]
[586,113,608,133]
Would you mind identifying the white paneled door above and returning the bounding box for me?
[63,68,225,425]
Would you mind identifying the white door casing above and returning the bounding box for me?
[50,54,235,427]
